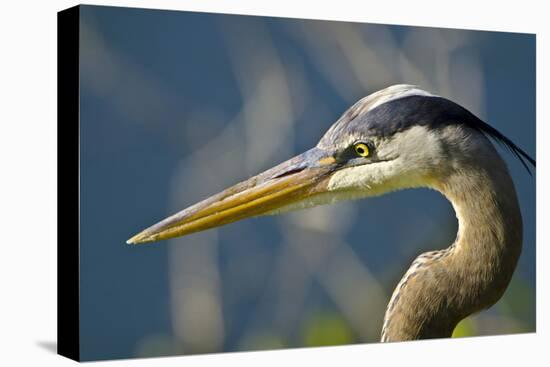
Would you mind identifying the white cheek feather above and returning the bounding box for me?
[328,125,442,194]
[327,163,388,191]
[327,161,406,196]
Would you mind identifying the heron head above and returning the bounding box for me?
[127,84,534,244]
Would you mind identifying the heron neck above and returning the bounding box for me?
[440,160,523,278]
[381,154,522,341]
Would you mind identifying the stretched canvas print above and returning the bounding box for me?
[58,4,536,362]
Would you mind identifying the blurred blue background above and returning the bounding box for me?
[78,5,536,361]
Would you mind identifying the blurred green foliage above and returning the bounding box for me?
[302,313,355,347]
[498,277,536,327]
[452,318,477,338]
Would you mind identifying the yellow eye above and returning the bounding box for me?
[354,143,370,157]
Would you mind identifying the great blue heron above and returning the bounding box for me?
[127,84,535,341]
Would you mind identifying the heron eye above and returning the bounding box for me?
[354,143,370,157]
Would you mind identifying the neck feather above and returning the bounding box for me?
[381,146,522,342]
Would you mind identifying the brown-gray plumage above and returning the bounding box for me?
[128,85,535,342]
[380,125,523,340]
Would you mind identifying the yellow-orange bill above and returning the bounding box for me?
[127,149,337,244]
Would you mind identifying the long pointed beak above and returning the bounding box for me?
[127,148,338,244]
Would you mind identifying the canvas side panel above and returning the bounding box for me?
[57,5,80,362]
